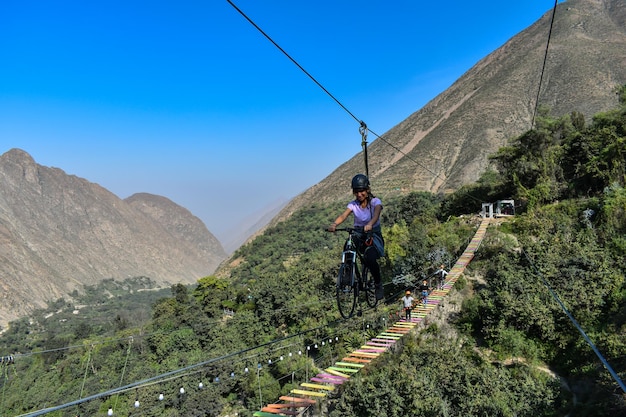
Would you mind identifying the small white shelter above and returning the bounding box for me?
[481,203,494,218]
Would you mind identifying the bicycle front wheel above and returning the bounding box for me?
[363,266,378,308]
[336,262,357,319]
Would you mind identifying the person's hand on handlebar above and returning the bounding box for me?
[328,222,337,232]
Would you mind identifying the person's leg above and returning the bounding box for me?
[363,248,381,283]
[364,247,384,300]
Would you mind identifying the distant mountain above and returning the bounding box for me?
[0,149,227,328]
[220,197,289,254]
[269,0,626,226]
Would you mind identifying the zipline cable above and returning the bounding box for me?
[15,318,348,417]
[78,345,93,399]
[522,249,626,394]
[226,0,475,200]
[531,0,558,129]
[226,0,361,126]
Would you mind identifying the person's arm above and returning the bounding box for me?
[364,204,382,232]
[328,208,352,232]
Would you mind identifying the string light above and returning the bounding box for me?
[179,387,185,394]
[158,393,164,401]
[107,408,113,416]
[134,400,140,408]
[198,382,204,389]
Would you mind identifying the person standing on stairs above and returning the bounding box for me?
[401,290,415,320]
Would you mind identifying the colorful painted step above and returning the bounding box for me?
[324,368,351,378]
[356,348,384,354]
[358,345,386,351]
[316,372,347,381]
[261,406,299,415]
[335,361,365,368]
[348,351,378,358]
[278,396,317,405]
[301,382,335,391]
[366,341,393,347]
[290,389,327,397]
[394,322,416,326]
[311,377,344,385]
[327,366,360,373]
[264,403,307,409]
[386,328,409,334]
[341,357,371,363]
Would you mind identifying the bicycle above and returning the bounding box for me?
[330,227,378,319]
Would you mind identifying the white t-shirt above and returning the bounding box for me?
[401,295,414,308]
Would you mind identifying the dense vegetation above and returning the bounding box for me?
[1,87,625,416]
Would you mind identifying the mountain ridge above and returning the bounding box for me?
[0,148,227,328]
[267,0,626,229]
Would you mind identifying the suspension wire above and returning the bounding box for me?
[78,345,93,399]
[531,0,559,129]
[15,319,346,417]
[112,337,133,412]
[522,249,626,394]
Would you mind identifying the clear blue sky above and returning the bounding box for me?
[0,1,560,242]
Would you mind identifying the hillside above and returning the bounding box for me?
[270,0,626,227]
[0,148,226,328]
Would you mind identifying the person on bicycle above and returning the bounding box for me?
[328,174,385,300]
[401,290,414,320]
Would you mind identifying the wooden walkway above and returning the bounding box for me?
[252,217,490,417]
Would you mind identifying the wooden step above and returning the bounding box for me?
[290,389,327,397]
[278,396,317,405]
[261,407,298,415]
[301,382,335,391]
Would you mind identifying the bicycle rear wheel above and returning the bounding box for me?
[336,262,357,319]
[363,266,378,308]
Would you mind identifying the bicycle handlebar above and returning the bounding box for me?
[326,227,371,234]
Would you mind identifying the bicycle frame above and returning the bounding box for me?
[332,227,378,319]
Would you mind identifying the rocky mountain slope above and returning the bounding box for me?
[270,0,626,225]
[0,149,226,328]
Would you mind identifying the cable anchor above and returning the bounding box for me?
[359,121,369,177]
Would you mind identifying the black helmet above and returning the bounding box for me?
[351,174,370,190]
